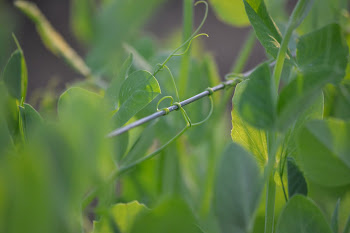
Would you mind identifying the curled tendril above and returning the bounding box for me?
[153,0,209,76]
[192,95,214,126]
[156,96,174,114]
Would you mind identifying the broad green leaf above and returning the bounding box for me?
[105,53,133,110]
[233,63,275,130]
[93,201,149,233]
[214,143,263,233]
[276,195,333,233]
[331,199,340,233]
[287,157,307,198]
[19,103,42,138]
[297,119,350,187]
[277,24,348,131]
[112,70,161,127]
[15,1,91,77]
[130,198,202,233]
[3,49,27,101]
[208,0,250,27]
[231,107,268,167]
[243,0,283,58]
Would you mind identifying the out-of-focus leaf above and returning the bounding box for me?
[288,0,315,30]
[70,0,95,44]
[112,70,160,127]
[243,0,283,58]
[19,103,42,138]
[331,199,340,233]
[15,1,91,77]
[93,201,149,233]
[214,143,263,233]
[231,107,267,167]
[130,198,203,233]
[275,195,332,233]
[277,24,348,131]
[233,63,275,130]
[287,157,307,198]
[87,0,164,75]
[3,49,27,101]
[208,0,250,27]
[105,54,133,110]
[297,119,350,187]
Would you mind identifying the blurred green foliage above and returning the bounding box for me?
[1,0,350,233]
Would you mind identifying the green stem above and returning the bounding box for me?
[265,173,276,233]
[231,30,256,73]
[343,214,350,233]
[179,0,194,97]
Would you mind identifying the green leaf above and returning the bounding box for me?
[70,0,95,43]
[93,201,149,233]
[3,49,27,101]
[275,195,333,233]
[331,199,340,233]
[297,119,350,187]
[19,103,42,138]
[15,1,91,77]
[130,198,202,233]
[214,143,263,233]
[231,107,268,167]
[112,70,161,127]
[277,24,348,131]
[105,53,133,110]
[233,63,275,130]
[208,0,250,27]
[243,0,283,58]
[288,0,315,30]
[287,157,307,198]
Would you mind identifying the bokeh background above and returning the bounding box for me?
[0,0,273,100]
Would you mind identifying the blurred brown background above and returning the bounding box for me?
[2,0,269,98]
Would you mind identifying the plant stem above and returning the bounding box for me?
[179,0,193,97]
[265,173,276,233]
[343,214,350,233]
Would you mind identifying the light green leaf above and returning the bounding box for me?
[105,53,133,110]
[233,63,275,130]
[208,0,250,27]
[276,195,333,233]
[93,201,149,233]
[3,49,27,101]
[277,24,348,131]
[288,0,315,30]
[214,143,263,233]
[130,198,202,233]
[15,1,91,77]
[243,0,283,58]
[297,119,350,187]
[231,107,268,167]
[113,70,160,127]
[287,157,307,198]
[70,0,95,43]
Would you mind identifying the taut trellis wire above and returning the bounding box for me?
[106,68,259,138]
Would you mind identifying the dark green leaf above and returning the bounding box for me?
[112,70,161,127]
[214,143,263,233]
[331,199,340,233]
[277,24,348,131]
[105,53,133,110]
[233,63,275,130]
[130,198,202,233]
[3,49,27,101]
[287,157,307,198]
[243,0,283,58]
[297,119,350,187]
[19,103,42,138]
[275,195,333,233]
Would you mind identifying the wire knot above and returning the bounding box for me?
[206,87,214,95]
[173,102,182,111]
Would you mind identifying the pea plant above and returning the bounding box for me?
[0,0,350,233]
